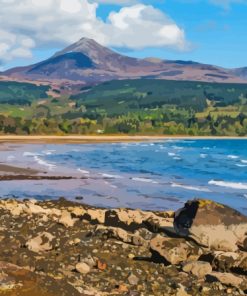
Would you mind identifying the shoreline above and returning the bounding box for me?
[0,135,247,143]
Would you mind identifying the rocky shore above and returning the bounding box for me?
[0,198,246,296]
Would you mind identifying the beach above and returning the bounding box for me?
[0,197,246,296]
[0,135,246,144]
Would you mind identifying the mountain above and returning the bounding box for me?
[231,67,247,80]
[3,37,247,85]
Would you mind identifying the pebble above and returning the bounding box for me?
[75,262,91,274]
[128,273,139,285]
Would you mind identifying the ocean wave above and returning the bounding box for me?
[77,168,90,174]
[173,157,182,160]
[23,152,42,157]
[168,152,176,156]
[100,173,123,179]
[209,180,247,190]
[42,150,56,155]
[241,160,247,164]
[236,164,247,167]
[33,156,56,171]
[200,154,207,158]
[171,182,211,192]
[227,155,239,159]
[172,145,184,150]
[131,177,158,184]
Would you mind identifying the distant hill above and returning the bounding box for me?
[231,67,247,80]
[3,38,247,85]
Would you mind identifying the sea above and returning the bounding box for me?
[1,139,247,215]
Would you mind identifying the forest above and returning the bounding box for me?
[0,79,247,136]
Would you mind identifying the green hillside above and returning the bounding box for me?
[72,79,247,115]
[0,81,50,105]
[0,79,247,135]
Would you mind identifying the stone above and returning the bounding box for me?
[176,284,190,296]
[81,256,96,268]
[97,259,107,271]
[75,262,91,274]
[209,251,247,274]
[150,235,201,265]
[128,273,139,285]
[208,272,244,289]
[174,199,247,252]
[93,225,146,246]
[182,261,212,278]
[26,232,55,253]
[58,210,76,227]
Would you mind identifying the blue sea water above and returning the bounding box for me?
[1,139,247,215]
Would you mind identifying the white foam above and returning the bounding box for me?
[33,156,56,171]
[7,155,15,161]
[23,152,41,157]
[171,183,211,192]
[241,160,247,164]
[173,157,181,160]
[77,168,90,174]
[227,155,239,159]
[132,177,158,184]
[200,154,207,158]
[42,150,56,155]
[209,180,247,190]
[101,173,123,179]
[168,152,176,156]
[236,164,247,167]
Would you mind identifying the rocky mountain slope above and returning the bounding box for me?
[0,198,246,295]
[3,38,247,85]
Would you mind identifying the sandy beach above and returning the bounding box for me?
[0,135,246,143]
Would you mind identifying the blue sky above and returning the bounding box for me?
[1,0,246,70]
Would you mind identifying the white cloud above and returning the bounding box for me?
[0,0,188,66]
[91,0,138,4]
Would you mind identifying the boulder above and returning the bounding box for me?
[182,261,212,278]
[174,199,247,252]
[26,232,55,253]
[150,235,201,265]
[207,272,247,290]
[58,210,76,227]
[209,251,247,274]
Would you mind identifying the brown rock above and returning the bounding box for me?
[182,261,212,278]
[58,210,76,227]
[26,232,55,253]
[208,272,245,289]
[150,235,201,265]
[174,199,247,252]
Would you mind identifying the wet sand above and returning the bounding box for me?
[0,164,39,175]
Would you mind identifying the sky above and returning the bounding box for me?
[0,0,246,70]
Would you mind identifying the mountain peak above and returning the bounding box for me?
[53,37,115,61]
